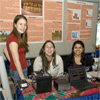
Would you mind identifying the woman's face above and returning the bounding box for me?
[15,18,27,34]
[74,43,84,56]
[44,42,55,57]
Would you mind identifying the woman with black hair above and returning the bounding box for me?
[33,40,64,77]
[64,40,94,73]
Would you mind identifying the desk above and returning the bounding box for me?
[17,81,100,100]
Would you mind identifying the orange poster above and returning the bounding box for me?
[27,17,43,42]
[66,1,93,41]
[0,0,19,43]
[0,0,20,20]
[44,0,63,41]
[0,0,63,44]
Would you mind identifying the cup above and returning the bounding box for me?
[92,63,98,71]
[93,58,99,63]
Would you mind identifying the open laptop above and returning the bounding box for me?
[68,65,97,91]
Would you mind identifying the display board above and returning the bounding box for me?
[0,0,99,58]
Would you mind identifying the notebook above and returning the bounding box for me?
[68,65,97,91]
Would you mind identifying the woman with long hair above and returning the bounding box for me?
[33,40,64,77]
[64,40,94,72]
[3,15,32,83]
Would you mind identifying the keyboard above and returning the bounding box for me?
[72,81,96,91]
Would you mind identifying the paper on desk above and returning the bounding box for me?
[87,71,100,77]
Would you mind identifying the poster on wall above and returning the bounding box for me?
[44,0,63,41]
[0,0,63,44]
[21,0,43,16]
[66,0,93,41]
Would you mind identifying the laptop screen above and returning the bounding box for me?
[68,66,87,83]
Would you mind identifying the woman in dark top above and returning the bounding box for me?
[64,40,94,72]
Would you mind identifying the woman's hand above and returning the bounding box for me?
[25,78,32,83]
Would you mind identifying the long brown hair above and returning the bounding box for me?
[39,40,56,71]
[11,15,28,48]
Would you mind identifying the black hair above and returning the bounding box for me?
[70,40,86,66]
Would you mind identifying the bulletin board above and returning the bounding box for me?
[0,0,99,58]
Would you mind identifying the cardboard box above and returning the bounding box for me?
[54,79,71,91]
[3,88,7,99]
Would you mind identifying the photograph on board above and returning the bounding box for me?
[21,0,42,16]
[52,31,62,41]
[0,31,10,43]
[72,31,80,39]
[72,9,81,20]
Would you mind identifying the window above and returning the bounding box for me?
[96,23,100,46]
[96,10,100,46]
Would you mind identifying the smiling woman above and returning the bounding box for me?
[15,18,27,34]
[33,40,64,77]
[3,15,32,83]
[64,40,94,73]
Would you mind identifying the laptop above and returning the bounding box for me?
[68,65,97,91]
